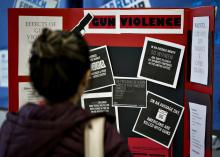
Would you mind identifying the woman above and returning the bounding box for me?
[0,29,132,157]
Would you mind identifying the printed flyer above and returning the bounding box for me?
[86,46,115,91]
[19,82,43,109]
[138,37,185,88]
[14,0,59,8]
[100,0,151,8]
[190,16,209,85]
[113,77,147,107]
[133,92,184,148]
[81,92,115,115]
[18,16,62,76]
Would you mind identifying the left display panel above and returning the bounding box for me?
[8,8,85,112]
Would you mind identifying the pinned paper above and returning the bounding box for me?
[137,37,185,88]
[190,16,209,85]
[0,50,8,87]
[189,102,206,157]
[14,0,59,8]
[113,77,147,108]
[18,16,62,76]
[19,82,43,109]
[133,92,184,148]
[86,46,115,91]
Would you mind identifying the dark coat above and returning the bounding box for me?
[0,103,132,157]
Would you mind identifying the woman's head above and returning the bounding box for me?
[29,28,90,104]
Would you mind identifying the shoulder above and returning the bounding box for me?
[103,119,132,157]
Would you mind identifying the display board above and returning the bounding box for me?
[8,7,214,157]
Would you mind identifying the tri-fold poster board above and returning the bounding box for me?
[8,7,215,157]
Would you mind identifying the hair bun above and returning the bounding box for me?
[31,28,60,59]
[41,28,52,42]
[31,29,88,63]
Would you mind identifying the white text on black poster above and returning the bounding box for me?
[81,92,115,116]
[87,46,115,91]
[138,37,184,88]
[133,92,184,148]
[113,77,147,108]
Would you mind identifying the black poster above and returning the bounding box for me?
[113,77,147,107]
[133,92,184,148]
[86,46,115,91]
[138,37,184,88]
[81,92,115,116]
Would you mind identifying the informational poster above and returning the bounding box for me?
[18,16,62,76]
[138,37,185,88]
[113,77,147,107]
[190,16,209,85]
[19,82,43,109]
[133,92,184,148]
[81,92,114,115]
[86,46,115,91]
[189,102,206,157]
[128,137,169,157]
[14,0,59,8]
[0,50,8,87]
[100,0,151,8]
[7,7,215,157]
[84,9,184,34]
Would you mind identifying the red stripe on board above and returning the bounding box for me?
[85,34,187,47]
[19,76,31,82]
[8,9,19,112]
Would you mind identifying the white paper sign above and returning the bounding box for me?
[189,102,206,157]
[84,9,184,34]
[0,50,8,87]
[14,0,59,8]
[190,16,209,85]
[18,16,62,76]
[100,0,151,8]
[19,82,43,109]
